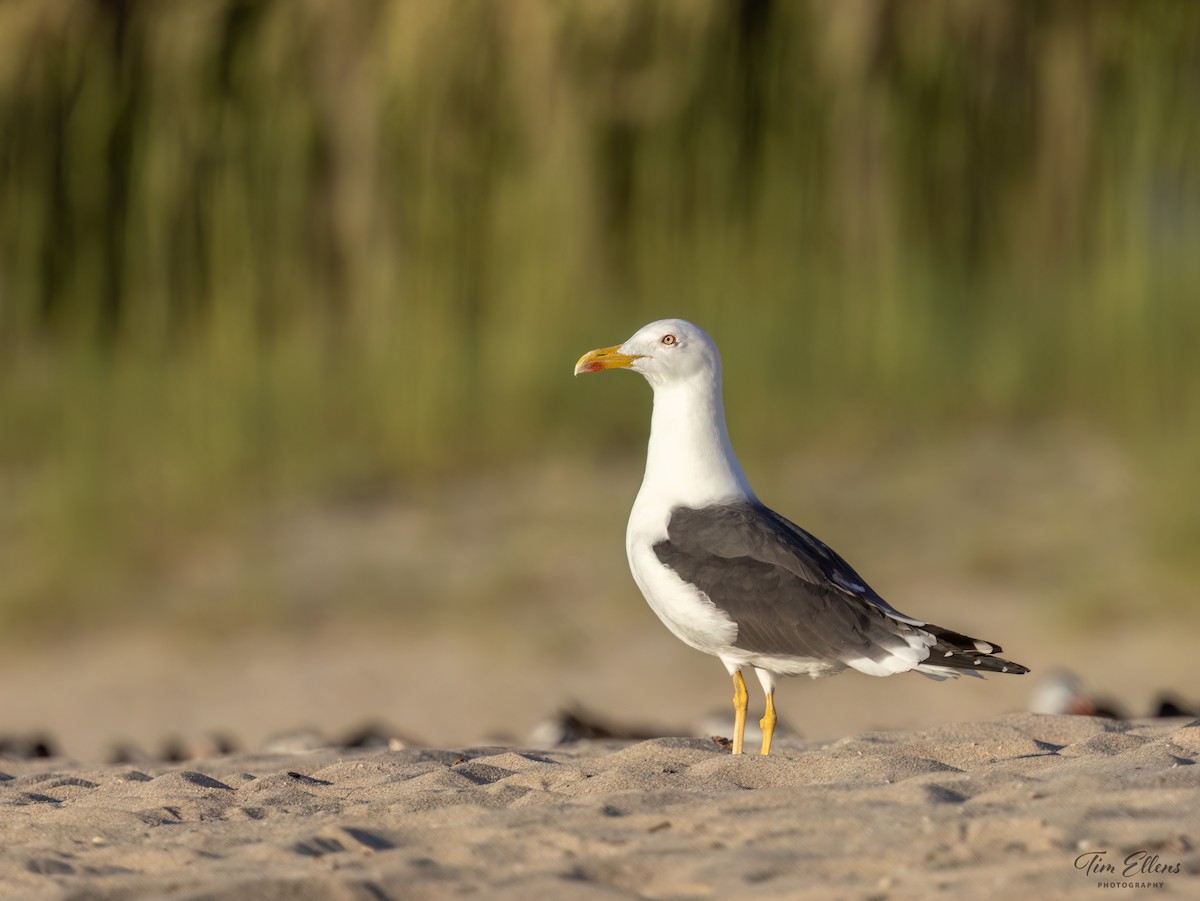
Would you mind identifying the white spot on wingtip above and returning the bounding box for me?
[974,659,981,665]
[944,651,953,657]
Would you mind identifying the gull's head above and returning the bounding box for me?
[573,319,720,387]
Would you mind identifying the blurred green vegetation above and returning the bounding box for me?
[1,0,1199,633]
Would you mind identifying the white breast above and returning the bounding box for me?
[625,506,738,657]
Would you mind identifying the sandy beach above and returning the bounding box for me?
[2,712,1197,899]
[1,451,1197,899]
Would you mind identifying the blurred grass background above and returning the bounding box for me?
[1,0,1199,641]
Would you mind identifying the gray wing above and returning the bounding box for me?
[652,501,924,661]
[652,502,1027,675]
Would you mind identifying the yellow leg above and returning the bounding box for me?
[759,691,776,756]
[731,671,748,755]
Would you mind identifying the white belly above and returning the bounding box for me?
[625,540,738,656]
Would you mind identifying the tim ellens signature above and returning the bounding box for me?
[1075,850,1183,880]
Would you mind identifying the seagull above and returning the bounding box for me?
[575,319,1029,755]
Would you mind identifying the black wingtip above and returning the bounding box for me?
[924,624,1029,675]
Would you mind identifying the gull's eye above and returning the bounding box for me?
[661,334,677,346]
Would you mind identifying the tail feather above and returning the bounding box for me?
[922,624,1030,676]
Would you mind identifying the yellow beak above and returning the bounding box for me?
[574,344,643,375]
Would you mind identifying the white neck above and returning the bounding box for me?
[633,370,754,513]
